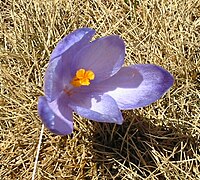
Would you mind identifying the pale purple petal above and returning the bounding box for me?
[44,57,68,102]
[68,93,123,124]
[50,28,95,61]
[94,64,174,110]
[71,35,125,83]
[38,95,73,135]
[45,28,95,102]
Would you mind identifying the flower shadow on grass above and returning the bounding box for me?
[90,111,199,179]
[38,111,199,179]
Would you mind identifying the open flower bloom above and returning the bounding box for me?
[38,28,174,135]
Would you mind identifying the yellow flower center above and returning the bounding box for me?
[70,69,95,87]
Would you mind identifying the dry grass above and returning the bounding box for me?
[0,0,200,179]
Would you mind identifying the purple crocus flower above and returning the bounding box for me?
[38,28,174,135]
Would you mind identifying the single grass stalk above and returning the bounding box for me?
[32,124,44,180]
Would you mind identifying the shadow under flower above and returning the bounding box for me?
[90,111,199,179]
[37,111,199,179]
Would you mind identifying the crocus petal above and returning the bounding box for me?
[68,93,123,124]
[45,28,95,102]
[95,64,174,110]
[71,35,125,83]
[44,57,67,102]
[50,28,95,61]
[38,95,73,135]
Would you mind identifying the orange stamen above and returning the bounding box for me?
[70,69,95,87]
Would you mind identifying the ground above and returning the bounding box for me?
[0,0,199,179]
